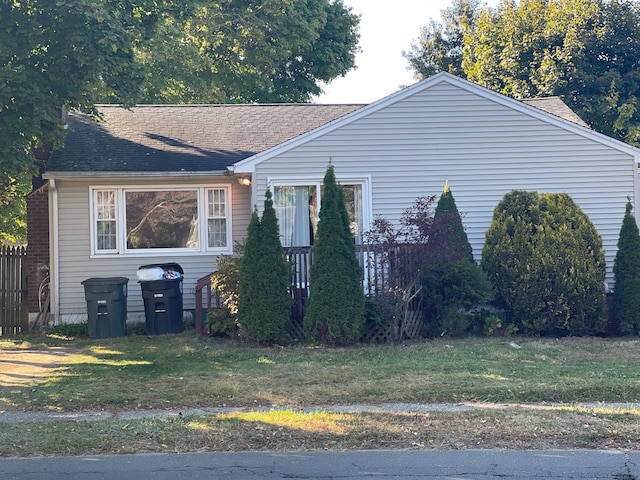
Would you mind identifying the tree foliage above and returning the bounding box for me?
[304,165,364,345]
[407,0,640,145]
[238,191,292,344]
[430,181,474,263]
[404,0,481,78]
[613,199,640,334]
[2,0,359,241]
[113,0,360,104]
[482,190,606,336]
[0,0,181,240]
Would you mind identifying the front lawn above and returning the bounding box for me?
[2,332,640,455]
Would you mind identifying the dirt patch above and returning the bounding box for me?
[0,347,78,387]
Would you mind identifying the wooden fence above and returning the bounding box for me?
[0,246,28,336]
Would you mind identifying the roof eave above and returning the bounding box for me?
[43,170,229,180]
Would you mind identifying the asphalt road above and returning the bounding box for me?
[1,449,639,480]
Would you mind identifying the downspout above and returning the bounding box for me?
[48,179,59,324]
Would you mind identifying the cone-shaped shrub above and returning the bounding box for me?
[304,165,365,345]
[613,200,640,334]
[238,190,292,344]
[238,209,261,338]
[430,181,474,263]
[422,182,493,337]
[482,190,606,336]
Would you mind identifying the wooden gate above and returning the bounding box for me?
[0,246,28,335]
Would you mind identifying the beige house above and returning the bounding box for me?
[38,72,640,324]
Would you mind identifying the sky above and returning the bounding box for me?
[315,0,499,104]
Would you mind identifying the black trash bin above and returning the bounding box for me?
[138,263,184,335]
[81,277,129,338]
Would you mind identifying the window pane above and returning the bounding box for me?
[96,219,117,250]
[208,189,226,218]
[343,184,363,243]
[208,218,227,248]
[95,190,117,251]
[125,191,198,249]
[274,185,317,247]
[207,188,228,248]
[96,191,116,220]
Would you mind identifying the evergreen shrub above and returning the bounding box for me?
[304,165,365,345]
[238,191,292,344]
[421,182,493,337]
[482,190,606,336]
[613,199,640,334]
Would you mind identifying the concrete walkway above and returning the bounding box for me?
[1,402,640,423]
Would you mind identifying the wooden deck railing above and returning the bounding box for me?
[193,245,400,336]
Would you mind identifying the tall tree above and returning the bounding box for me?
[404,0,481,78]
[1,0,188,240]
[122,0,360,104]
[407,0,640,145]
[3,0,359,241]
[304,165,364,345]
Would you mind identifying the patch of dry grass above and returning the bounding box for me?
[2,407,640,457]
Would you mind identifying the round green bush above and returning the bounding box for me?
[482,190,606,336]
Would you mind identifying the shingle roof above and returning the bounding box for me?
[46,95,589,175]
[46,104,364,173]
[521,97,590,128]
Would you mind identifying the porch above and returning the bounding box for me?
[194,245,422,342]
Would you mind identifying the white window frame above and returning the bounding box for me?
[268,175,372,245]
[90,184,233,257]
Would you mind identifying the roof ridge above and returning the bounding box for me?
[92,103,367,109]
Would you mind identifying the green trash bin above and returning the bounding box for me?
[81,277,129,338]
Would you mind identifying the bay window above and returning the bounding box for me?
[91,185,232,255]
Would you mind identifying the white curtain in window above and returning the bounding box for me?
[274,186,316,247]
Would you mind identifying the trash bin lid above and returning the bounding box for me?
[81,277,130,286]
[138,263,184,275]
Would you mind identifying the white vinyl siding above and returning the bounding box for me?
[254,82,637,286]
[54,179,250,321]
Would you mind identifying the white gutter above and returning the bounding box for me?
[48,179,59,324]
[42,171,228,180]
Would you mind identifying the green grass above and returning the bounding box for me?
[4,332,640,456]
[3,333,640,412]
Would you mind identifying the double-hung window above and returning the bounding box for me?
[91,186,232,255]
[271,178,369,247]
